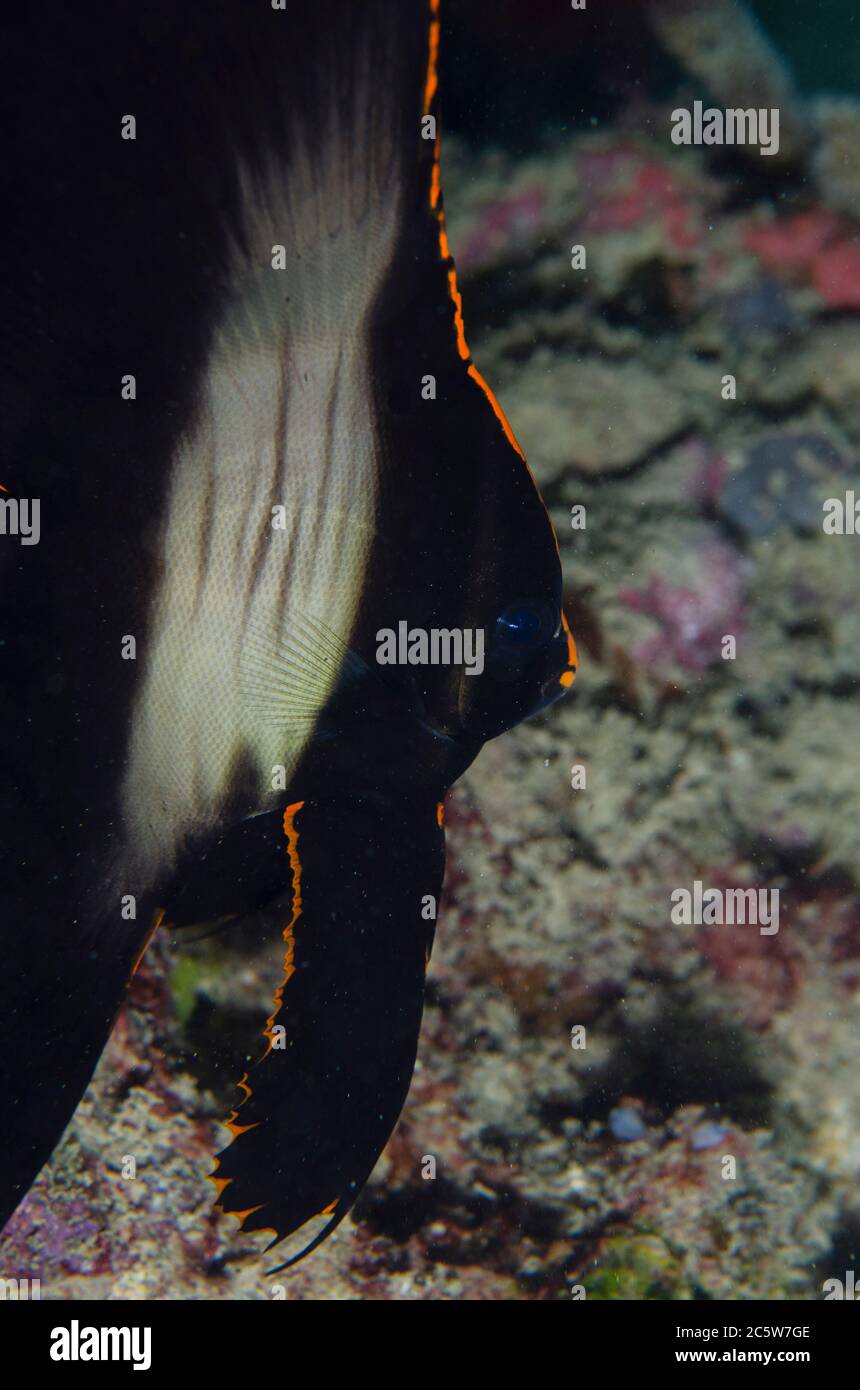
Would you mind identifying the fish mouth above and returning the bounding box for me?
[527,618,578,718]
[536,672,572,714]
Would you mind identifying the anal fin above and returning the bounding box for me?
[211,792,444,1268]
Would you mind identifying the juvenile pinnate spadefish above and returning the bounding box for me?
[0,0,575,1270]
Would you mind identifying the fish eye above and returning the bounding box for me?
[493,601,554,649]
[494,605,544,646]
[486,600,557,684]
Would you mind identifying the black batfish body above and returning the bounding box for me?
[0,0,576,1266]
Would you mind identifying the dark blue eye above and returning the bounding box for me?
[495,605,543,646]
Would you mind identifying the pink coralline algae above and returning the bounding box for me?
[811,241,860,310]
[0,1191,111,1278]
[580,146,702,252]
[457,184,547,270]
[743,208,860,310]
[700,910,804,1031]
[619,540,749,674]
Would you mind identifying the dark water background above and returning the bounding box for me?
[752,0,859,93]
[442,0,858,149]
